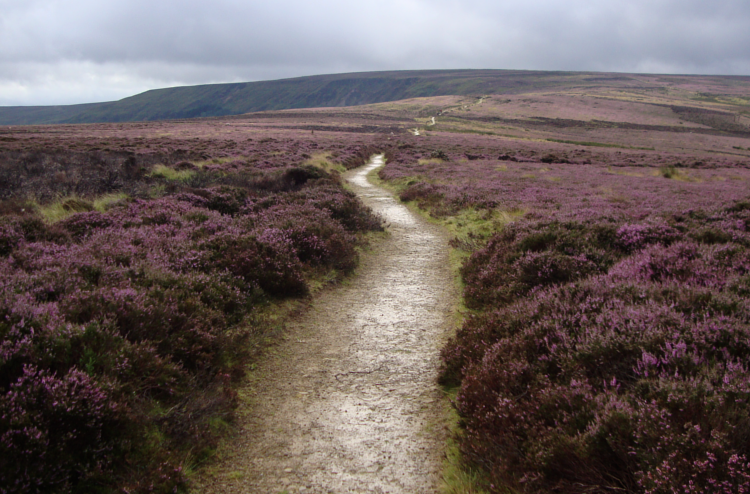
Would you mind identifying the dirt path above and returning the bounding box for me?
[195,155,457,493]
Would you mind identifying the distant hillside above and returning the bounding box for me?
[1,69,749,125]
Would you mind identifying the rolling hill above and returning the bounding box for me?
[1,69,749,126]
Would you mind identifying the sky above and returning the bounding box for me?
[1,0,749,106]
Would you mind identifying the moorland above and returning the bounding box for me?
[2,69,749,125]
[1,71,750,493]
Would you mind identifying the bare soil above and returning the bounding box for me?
[194,155,458,493]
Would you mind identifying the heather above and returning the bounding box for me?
[448,208,750,493]
[4,85,750,493]
[0,146,382,492]
[381,138,750,493]
[382,142,750,219]
[0,125,382,203]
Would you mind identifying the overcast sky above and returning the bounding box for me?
[1,0,749,106]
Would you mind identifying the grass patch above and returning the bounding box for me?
[444,208,521,250]
[443,208,524,296]
[36,197,93,223]
[36,193,125,223]
[369,166,522,257]
[305,152,346,173]
[93,192,128,211]
[440,389,493,494]
[656,166,700,182]
[547,138,655,150]
[149,164,196,181]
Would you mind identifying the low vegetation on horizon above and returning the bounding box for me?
[1,74,750,493]
[1,68,750,126]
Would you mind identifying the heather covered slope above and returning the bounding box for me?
[2,69,750,125]
[0,119,386,493]
[2,82,750,492]
[373,102,750,492]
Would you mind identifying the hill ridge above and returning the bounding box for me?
[1,69,749,125]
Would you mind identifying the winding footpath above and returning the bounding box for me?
[196,155,457,493]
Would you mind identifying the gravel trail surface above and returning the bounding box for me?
[196,155,457,493]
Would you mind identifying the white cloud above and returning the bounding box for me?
[1,0,748,105]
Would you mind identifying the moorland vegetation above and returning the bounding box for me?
[2,73,750,493]
[2,69,749,126]
[383,139,750,492]
[376,83,750,492]
[0,125,383,493]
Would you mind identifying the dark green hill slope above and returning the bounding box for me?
[2,69,748,125]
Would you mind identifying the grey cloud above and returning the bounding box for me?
[1,0,749,105]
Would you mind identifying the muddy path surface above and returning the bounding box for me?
[196,155,457,493]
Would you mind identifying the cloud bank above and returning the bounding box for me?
[1,0,749,105]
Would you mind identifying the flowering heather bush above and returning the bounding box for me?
[0,122,386,204]
[382,144,750,223]
[0,220,22,256]
[378,138,750,492]
[1,365,119,493]
[459,220,622,309]
[448,242,750,490]
[0,160,381,492]
[443,205,750,492]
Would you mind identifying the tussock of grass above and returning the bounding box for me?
[150,164,196,181]
[93,192,128,211]
[443,209,524,290]
[305,152,346,173]
[444,208,522,248]
[418,158,445,165]
[655,166,701,182]
[37,197,92,223]
[37,193,129,223]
